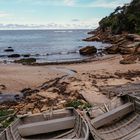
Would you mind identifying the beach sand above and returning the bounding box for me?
[0,55,140,105]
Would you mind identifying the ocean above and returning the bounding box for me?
[0,29,109,63]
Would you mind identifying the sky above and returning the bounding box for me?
[0,0,131,29]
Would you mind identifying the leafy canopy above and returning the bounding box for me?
[99,0,140,34]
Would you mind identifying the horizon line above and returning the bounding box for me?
[0,28,94,30]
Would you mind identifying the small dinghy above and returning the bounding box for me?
[85,91,140,140]
[0,108,89,140]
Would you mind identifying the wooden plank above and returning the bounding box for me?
[20,109,71,124]
[18,116,75,137]
[21,138,82,140]
[91,103,134,129]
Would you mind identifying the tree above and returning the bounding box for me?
[98,0,140,34]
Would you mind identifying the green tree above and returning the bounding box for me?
[99,0,140,34]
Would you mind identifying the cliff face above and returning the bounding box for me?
[99,0,140,34]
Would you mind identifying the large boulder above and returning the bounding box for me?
[79,46,97,55]
[8,54,20,58]
[105,45,120,54]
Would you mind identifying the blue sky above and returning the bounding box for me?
[0,0,131,29]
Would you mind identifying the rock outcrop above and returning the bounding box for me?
[105,45,120,54]
[119,43,139,54]
[135,46,140,54]
[79,46,97,55]
[8,54,20,58]
[84,27,140,65]
[126,34,140,41]
[4,48,14,52]
[83,36,100,42]
[22,54,30,57]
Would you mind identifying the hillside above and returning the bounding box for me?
[99,0,140,34]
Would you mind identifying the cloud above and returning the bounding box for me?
[0,11,11,18]
[16,0,131,8]
[64,0,75,6]
[0,20,98,29]
[87,0,132,8]
[64,0,132,9]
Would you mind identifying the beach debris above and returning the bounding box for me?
[120,55,138,64]
[0,84,6,90]
[114,70,140,80]
[99,82,140,98]
[14,58,36,64]
[0,74,92,114]
[20,88,39,97]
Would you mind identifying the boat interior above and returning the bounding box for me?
[0,108,89,140]
[86,93,140,140]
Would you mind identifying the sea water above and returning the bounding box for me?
[0,29,109,62]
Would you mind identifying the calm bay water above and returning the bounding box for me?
[0,29,109,62]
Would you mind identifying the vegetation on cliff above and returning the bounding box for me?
[99,0,140,34]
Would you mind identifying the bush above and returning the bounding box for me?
[66,100,92,110]
[0,109,15,128]
[0,109,14,117]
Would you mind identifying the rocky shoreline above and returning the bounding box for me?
[2,29,139,66]
[0,48,105,65]
[83,28,140,64]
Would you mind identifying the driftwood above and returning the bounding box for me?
[99,83,140,98]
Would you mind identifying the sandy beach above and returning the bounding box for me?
[0,55,139,107]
